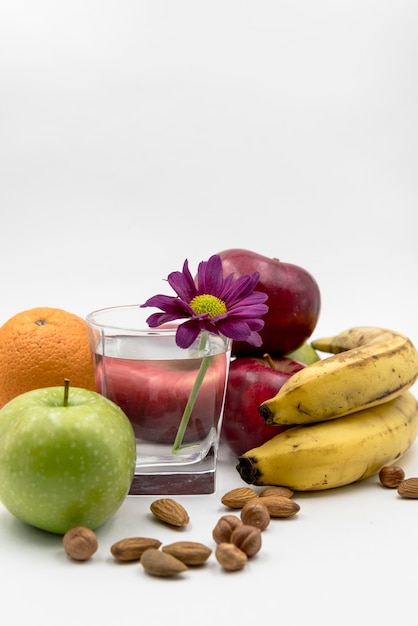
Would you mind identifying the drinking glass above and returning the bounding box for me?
[86,305,231,495]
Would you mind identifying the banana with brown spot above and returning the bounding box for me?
[238,391,418,491]
[259,327,418,426]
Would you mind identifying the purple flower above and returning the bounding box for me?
[141,254,269,349]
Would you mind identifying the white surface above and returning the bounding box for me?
[0,2,417,625]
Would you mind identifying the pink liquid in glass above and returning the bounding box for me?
[92,352,228,445]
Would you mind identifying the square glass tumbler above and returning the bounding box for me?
[86,305,232,495]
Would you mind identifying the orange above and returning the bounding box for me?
[0,307,96,408]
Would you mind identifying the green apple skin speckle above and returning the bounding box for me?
[0,386,136,534]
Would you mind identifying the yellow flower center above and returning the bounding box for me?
[189,294,227,318]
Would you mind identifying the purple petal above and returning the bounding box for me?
[145,311,183,328]
[242,330,263,347]
[223,272,262,305]
[225,301,269,319]
[167,259,197,302]
[216,318,255,341]
[217,318,264,346]
[141,294,181,310]
[141,294,193,318]
[196,254,224,296]
[218,272,235,299]
[175,319,202,348]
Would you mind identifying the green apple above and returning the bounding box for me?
[0,385,136,534]
[286,342,320,365]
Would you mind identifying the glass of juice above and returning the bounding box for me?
[86,305,231,495]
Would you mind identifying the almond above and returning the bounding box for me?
[259,485,294,499]
[110,537,162,562]
[260,495,300,518]
[221,487,259,509]
[397,477,418,498]
[140,548,188,577]
[150,498,190,526]
[162,541,212,565]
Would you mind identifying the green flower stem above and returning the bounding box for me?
[171,331,210,454]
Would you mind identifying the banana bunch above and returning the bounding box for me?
[259,326,418,425]
[237,327,418,491]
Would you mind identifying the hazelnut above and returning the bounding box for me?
[240,499,270,531]
[379,465,405,488]
[230,524,262,557]
[212,514,243,544]
[215,542,248,571]
[63,526,98,561]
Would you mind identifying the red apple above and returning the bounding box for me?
[221,355,305,455]
[218,248,321,356]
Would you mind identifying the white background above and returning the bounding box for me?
[0,2,417,625]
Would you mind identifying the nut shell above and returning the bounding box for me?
[230,524,262,557]
[212,514,243,544]
[215,542,248,571]
[379,465,405,488]
[240,499,270,530]
[63,526,98,561]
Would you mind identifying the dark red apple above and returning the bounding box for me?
[218,248,321,356]
[221,355,305,455]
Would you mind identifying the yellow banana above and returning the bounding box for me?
[259,326,418,426]
[237,391,418,491]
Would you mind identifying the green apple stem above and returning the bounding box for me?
[263,353,277,370]
[63,379,70,407]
